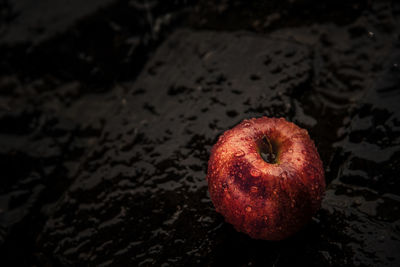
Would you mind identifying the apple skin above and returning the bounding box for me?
[206,117,325,240]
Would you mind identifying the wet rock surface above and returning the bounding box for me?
[1,0,400,266]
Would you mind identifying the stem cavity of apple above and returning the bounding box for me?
[257,135,278,164]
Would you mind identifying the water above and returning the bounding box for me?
[0,0,399,266]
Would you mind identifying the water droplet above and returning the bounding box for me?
[263,215,268,222]
[243,122,251,127]
[234,150,245,157]
[288,148,293,153]
[250,168,261,177]
[213,184,217,189]
[222,182,228,192]
[291,134,302,140]
[226,193,231,199]
[280,171,288,179]
[250,186,258,193]
[245,136,252,141]
[301,150,306,155]
[246,206,252,212]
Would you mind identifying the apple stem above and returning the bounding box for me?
[265,136,273,156]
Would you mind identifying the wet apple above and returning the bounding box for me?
[206,117,325,240]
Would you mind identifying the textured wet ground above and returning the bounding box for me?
[1,0,400,266]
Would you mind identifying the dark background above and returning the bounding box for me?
[0,0,400,266]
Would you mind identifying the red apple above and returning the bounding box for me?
[206,117,325,240]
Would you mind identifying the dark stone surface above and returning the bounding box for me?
[0,0,400,266]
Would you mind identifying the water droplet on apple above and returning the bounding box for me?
[250,168,261,177]
[280,171,288,179]
[234,150,245,157]
[303,165,316,180]
[245,136,252,141]
[279,179,287,191]
[243,122,251,127]
[246,206,252,212]
[250,186,258,193]
[291,133,304,140]
[301,150,306,155]
[263,215,268,222]
[288,148,293,153]
[222,182,228,192]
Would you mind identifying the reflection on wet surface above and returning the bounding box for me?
[0,0,399,266]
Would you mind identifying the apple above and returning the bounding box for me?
[206,117,325,240]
